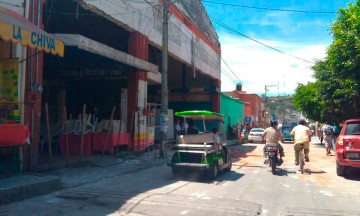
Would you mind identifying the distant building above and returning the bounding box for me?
[222,90,265,128]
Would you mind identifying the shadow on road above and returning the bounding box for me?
[344,168,360,181]
[173,170,244,183]
[267,168,313,176]
[307,169,325,174]
[274,168,289,176]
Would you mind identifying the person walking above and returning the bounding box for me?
[318,123,323,145]
[291,119,312,165]
[321,121,335,156]
[332,121,341,152]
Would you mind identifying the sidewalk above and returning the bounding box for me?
[0,139,242,205]
[0,149,167,205]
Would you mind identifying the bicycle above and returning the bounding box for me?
[298,144,305,174]
[297,143,311,174]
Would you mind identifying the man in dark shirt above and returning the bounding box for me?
[187,122,199,135]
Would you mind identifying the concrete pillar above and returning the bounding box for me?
[23,0,46,170]
[128,32,148,151]
[212,79,220,113]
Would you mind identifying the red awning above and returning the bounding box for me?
[0,124,30,146]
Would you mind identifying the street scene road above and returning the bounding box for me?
[1,138,360,216]
[1,1,360,216]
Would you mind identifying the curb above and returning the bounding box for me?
[0,174,62,205]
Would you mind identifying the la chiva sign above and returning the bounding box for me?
[0,18,64,57]
[12,25,56,51]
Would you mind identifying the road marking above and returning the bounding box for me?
[180,210,188,215]
[319,190,334,197]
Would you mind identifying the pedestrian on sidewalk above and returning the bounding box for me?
[321,121,335,156]
[317,123,323,145]
[332,121,341,152]
[291,119,312,165]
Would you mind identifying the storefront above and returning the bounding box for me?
[0,6,64,172]
[36,0,221,163]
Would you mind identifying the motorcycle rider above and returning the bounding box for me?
[290,119,312,165]
[262,121,285,163]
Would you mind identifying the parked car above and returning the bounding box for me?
[248,128,264,143]
[335,119,360,176]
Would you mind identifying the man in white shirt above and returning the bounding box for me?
[291,119,312,165]
[212,128,223,152]
[175,119,182,136]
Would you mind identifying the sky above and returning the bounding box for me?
[202,0,355,96]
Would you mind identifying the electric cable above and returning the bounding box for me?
[148,0,255,93]
[210,16,315,64]
[202,0,336,14]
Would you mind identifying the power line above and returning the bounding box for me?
[143,0,255,94]
[202,0,336,14]
[148,0,250,93]
[221,64,238,83]
[210,16,315,64]
[221,58,240,82]
[144,0,258,94]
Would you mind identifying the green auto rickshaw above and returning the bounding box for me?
[167,110,232,179]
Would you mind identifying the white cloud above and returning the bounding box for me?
[219,32,328,95]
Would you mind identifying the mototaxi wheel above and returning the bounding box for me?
[207,161,219,179]
[172,166,181,177]
[224,157,232,172]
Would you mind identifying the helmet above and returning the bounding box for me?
[270,121,278,127]
[298,119,306,125]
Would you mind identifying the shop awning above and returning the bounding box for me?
[53,34,159,74]
[0,6,64,57]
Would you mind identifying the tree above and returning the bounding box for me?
[293,82,322,121]
[294,0,360,122]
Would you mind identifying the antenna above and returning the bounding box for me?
[264,84,277,103]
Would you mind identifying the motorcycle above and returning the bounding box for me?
[264,144,283,174]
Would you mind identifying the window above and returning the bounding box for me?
[345,123,360,135]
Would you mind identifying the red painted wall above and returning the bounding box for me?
[225,91,263,127]
[212,79,220,112]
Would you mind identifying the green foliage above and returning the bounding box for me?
[293,1,360,122]
[293,82,322,121]
[267,96,294,114]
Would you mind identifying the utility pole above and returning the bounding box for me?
[159,0,169,158]
[264,84,276,123]
[264,84,276,104]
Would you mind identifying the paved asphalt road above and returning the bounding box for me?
[230,137,360,215]
[0,137,360,216]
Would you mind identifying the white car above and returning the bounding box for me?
[248,128,264,143]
